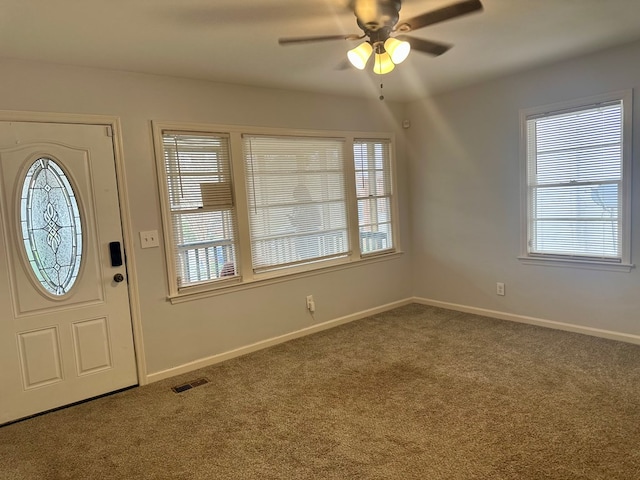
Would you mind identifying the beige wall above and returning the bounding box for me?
[0,59,413,377]
[407,40,640,337]
[4,37,639,382]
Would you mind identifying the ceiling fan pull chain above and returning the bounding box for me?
[379,83,384,101]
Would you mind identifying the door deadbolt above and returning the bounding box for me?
[113,273,125,283]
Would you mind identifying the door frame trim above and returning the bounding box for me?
[0,110,147,384]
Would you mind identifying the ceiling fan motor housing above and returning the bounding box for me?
[354,0,402,33]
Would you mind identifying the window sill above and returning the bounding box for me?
[167,250,404,304]
[518,256,634,272]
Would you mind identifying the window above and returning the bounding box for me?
[520,91,632,269]
[160,132,238,288]
[243,135,348,273]
[20,157,83,296]
[354,139,394,254]
[154,124,398,298]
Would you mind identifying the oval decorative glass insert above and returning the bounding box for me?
[20,157,83,296]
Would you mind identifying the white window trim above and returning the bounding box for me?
[518,90,634,272]
[152,121,401,301]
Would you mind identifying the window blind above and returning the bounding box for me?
[162,132,238,286]
[526,101,623,260]
[353,139,394,254]
[243,135,348,272]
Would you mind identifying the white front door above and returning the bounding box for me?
[0,120,137,424]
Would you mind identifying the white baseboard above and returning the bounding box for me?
[146,298,414,383]
[413,297,640,345]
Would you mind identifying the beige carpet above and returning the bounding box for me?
[1,304,640,479]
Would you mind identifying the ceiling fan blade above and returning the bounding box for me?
[278,34,361,45]
[396,35,452,57]
[395,0,483,33]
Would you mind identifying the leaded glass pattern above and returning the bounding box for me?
[20,157,82,296]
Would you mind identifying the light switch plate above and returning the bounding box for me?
[140,230,160,248]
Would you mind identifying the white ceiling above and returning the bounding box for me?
[1,0,639,101]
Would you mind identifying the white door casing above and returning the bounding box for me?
[0,120,138,424]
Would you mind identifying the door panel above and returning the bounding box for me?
[17,326,64,389]
[0,121,137,424]
[71,317,113,376]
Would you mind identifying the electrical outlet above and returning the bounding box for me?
[306,295,315,313]
[496,282,505,296]
[140,230,160,249]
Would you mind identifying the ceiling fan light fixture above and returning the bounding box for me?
[347,42,373,70]
[373,51,395,75]
[279,0,485,79]
[384,37,411,64]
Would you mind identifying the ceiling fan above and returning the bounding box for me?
[278,0,483,74]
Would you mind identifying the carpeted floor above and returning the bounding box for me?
[1,304,640,479]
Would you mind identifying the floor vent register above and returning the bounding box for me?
[171,377,209,393]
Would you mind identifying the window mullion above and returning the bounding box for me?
[229,131,254,282]
[344,137,361,258]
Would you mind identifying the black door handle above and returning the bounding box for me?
[113,273,125,283]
